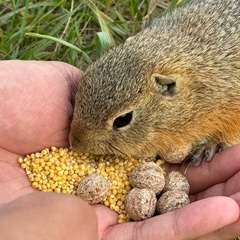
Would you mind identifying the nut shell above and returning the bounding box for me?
[129,162,165,194]
[164,171,190,194]
[77,173,110,204]
[125,188,157,221]
[156,190,190,214]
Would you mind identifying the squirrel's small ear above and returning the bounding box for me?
[151,73,176,96]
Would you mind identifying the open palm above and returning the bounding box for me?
[1,60,240,240]
[0,60,80,204]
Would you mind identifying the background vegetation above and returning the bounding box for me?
[0,0,187,70]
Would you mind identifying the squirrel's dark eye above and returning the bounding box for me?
[113,111,133,128]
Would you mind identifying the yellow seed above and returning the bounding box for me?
[114,205,120,212]
[40,162,46,167]
[62,175,67,180]
[41,149,48,155]
[51,146,57,152]
[56,166,62,171]
[57,170,64,176]
[112,189,117,195]
[34,176,41,182]
[28,174,35,182]
[55,188,61,193]
[49,172,54,178]
[20,163,27,169]
[49,179,54,184]
[72,173,78,179]
[117,201,123,207]
[37,166,43,171]
[42,179,48,185]
[54,160,60,166]
[18,157,24,164]
[18,146,165,223]
[50,183,56,190]
[52,176,58,181]
[44,165,50,171]
[78,170,85,177]
[59,148,65,156]
[110,203,116,210]
[103,200,110,206]
[61,164,67,170]
[80,155,87,160]
[46,162,53,167]
[109,198,116,204]
[73,152,79,157]
[32,182,38,188]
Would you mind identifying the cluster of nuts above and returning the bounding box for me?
[126,163,190,220]
[76,162,190,221]
[18,147,190,222]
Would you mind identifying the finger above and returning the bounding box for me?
[197,193,240,240]
[49,61,83,104]
[0,192,98,240]
[190,171,240,202]
[166,144,240,194]
[92,204,118,238]
[103,197,239,240]
[0,154,34,205]
[0,60,80,155]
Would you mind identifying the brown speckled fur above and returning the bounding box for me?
[70,0,240,164]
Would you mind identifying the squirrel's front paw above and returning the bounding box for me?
[184,142,227,168]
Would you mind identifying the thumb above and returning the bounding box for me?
[101,196,239,240]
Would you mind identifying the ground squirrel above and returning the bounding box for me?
[69,0,240,165]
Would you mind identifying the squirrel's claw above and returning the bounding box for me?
[183,142,227,172]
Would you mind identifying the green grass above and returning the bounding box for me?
[0,1,239,239]
[0,0,186,69]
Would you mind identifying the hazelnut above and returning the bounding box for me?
[156,190,190,214]
[164,171,190,194]
[77,173,110,204]
[125,188,157,221]
[129,162,165,194]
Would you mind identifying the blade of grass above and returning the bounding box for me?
[25,32,92,63]
[87,0,115,49]
[0,1,61,23]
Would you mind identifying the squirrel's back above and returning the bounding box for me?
[142,0,239,69]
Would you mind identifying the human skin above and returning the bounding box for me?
[0,60,240,240]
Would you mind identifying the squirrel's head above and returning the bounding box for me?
[69,31,206,161]
[70,0,240,162]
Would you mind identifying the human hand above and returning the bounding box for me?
[1,60,240,240]
[0,60,81,204]
[94,145,240,240]
[0,60,98,240]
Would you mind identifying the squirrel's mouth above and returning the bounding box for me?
[69,132,123,156]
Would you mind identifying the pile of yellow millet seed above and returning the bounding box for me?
[18,146,165,223]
